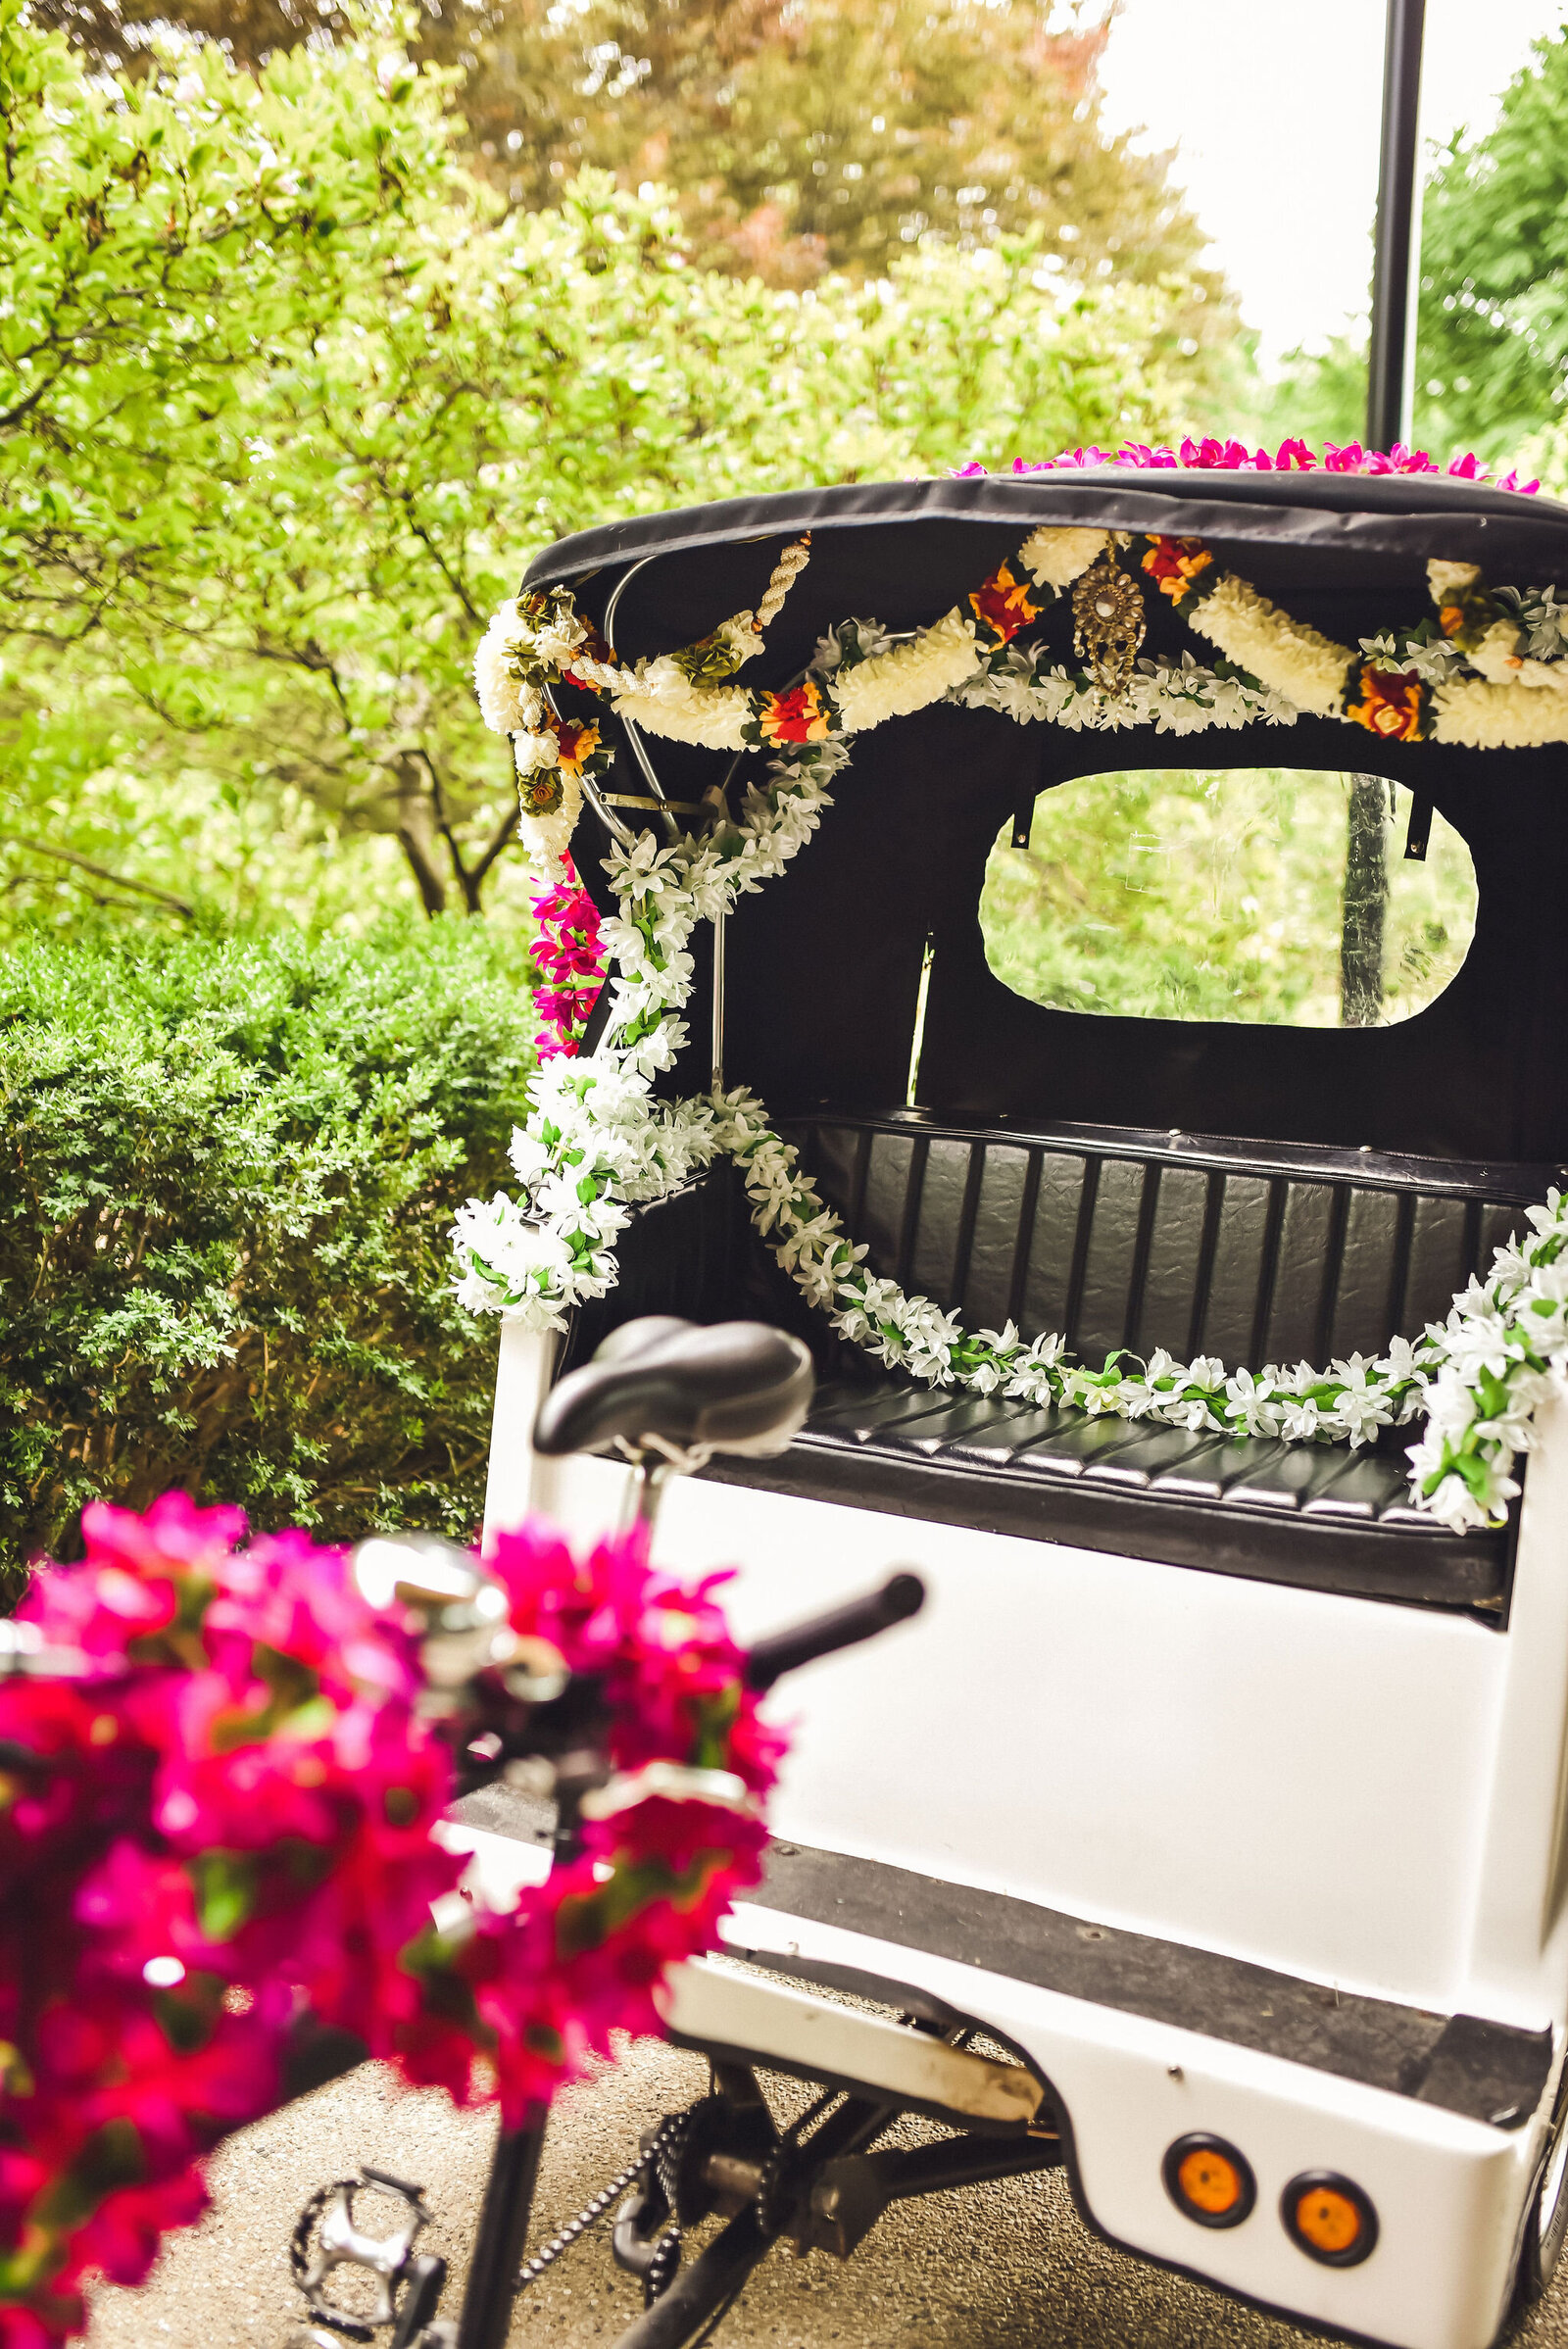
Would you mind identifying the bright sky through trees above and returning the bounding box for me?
[1101,0,1567,368]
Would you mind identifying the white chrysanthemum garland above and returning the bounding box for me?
[455,526,1568,1536]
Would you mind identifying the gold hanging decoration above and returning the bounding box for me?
[1071,552,1147,693]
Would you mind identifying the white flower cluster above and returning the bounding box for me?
[827,609,983,730]
[1496,583,1568,663]
[516,766,584,876]
[611,659,753,751]
[956,645,1297,735]
[1430,676,1568,750]
[1359,628,1463,685]
[472,593,589,735]
[1016,524,1110,594]
[1405,1190,1568,1531]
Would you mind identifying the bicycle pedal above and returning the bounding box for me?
[289,2167,433,2335]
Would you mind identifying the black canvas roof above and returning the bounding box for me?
[535,471,1568,1167]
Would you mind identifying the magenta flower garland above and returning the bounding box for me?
[0,1495,780,2344]
[529,856,607,1059]
[954,433,1539,492]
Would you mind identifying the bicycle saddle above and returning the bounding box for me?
[532,1316,814,1463]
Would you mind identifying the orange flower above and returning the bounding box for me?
[1437,602,1466,639]
[1140,535,1214,603]
[758,681,830,744]
[552,718,602,774]
[1347,664,1425,742]
[968,560,1040,644]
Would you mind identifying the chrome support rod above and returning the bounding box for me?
[603,556,680,842]
[576,758,636,851]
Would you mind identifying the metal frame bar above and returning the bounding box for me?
[1367,0,1428,449]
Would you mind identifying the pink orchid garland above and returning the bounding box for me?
[0,1496,779,2343]
[530,856,606,1060]
[955,435,1540,494]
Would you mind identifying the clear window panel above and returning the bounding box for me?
[980,768,1478,1029]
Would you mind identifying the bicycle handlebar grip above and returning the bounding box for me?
[743,1572,925,1692]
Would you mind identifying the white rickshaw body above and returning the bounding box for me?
[482,468,1568,2349]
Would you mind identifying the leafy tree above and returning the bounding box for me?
[1415,25,1568,463]
[40,0,1233,328]
[0,2,1220,930]
[1266,26,1568,473]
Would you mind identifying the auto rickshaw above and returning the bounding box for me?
[447,453,1568,2349]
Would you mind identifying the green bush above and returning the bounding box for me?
[0,922,533,1571]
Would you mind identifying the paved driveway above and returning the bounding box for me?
[87,2035,1568,2349]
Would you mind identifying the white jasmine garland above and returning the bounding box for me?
[1185,571,1353,717]
[1429,676,1568,750]
[827,609,983,729]
[611,660,754,751]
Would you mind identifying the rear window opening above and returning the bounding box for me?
[980,767,1478,1029]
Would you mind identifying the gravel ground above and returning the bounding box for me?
[84,2035,1568,2349]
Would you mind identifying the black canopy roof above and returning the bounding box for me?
[531,471,1568,1169]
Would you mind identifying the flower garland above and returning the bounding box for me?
[0,1495,779,2344]
[955,433,1539,493]
[455,457,1568,1538]
[1133,534,1568,752]
[530,856,606,1060]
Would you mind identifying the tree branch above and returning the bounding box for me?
[0,834,195,916]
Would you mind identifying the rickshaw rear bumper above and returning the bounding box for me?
[710,1896,1542,2349]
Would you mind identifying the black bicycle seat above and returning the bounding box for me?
[532,1317,815,1462]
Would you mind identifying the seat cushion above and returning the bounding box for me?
[701,1377,1513,1619]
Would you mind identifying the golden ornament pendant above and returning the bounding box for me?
[1071,555,1147,693]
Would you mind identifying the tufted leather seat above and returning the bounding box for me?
[701,1373,1513,1617]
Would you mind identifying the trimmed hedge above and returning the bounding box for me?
[0,925,533,1570]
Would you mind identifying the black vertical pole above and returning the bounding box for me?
[1367,0,1428,449]
[456,2113,549,2349]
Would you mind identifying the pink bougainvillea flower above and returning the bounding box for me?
[1,1499,778,2333]
[953,435,1529,490]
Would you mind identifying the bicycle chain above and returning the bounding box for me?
[514,2110,693,2300]
[752,2146,793,2241]
[638,2109,692,2308]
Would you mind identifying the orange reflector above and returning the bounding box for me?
[1282,2171,1379,2267]
[1162,2133,1255,2229]
[1179,2147,1245,2215]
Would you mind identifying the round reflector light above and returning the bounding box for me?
[1282,2171,1379,2266]
[1162,2133,1256,2228]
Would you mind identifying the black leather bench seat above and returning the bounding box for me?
[701,1376,1514,1619]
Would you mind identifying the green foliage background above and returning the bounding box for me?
[982,768,1478,1028]
[0,0,1229,938]
[0,922,531,1569]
